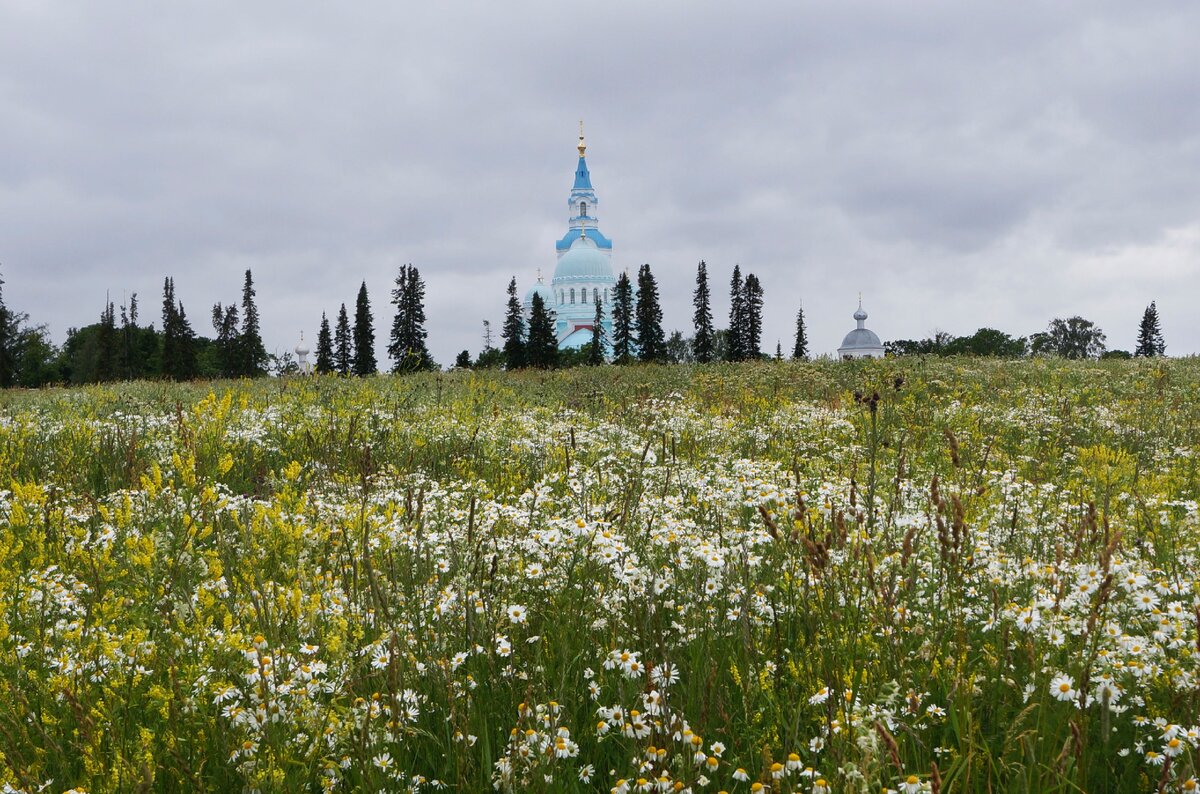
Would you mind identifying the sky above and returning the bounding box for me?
[2,0,1199,365]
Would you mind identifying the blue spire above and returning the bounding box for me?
[573,156,592,190]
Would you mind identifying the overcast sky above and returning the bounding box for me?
[2,1,1198,365]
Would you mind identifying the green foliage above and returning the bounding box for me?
[634,264,666,362]
[352,282,377,376]
[501,277,526,370]
[315,312,334,374]
[611,271,635,365]
[525,292,558,369]
[692,261,714,363]
[1135,301,1166,357]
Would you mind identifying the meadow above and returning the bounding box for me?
[0,358,1198,793]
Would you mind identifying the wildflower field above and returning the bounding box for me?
[1,359,1199,793]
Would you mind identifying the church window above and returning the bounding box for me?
[559,290,565,304]
[569,288,575,304]
[580,201,587,217]
[581,288,588,303]
[604,288,609,303]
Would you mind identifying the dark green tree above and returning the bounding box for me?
[95,300,118,382]
[743,273,763,359]
[0,271,14,388]
[211,302,240,378]
[692,261,714,363]
[501,278,526,370]
[793,304,809,360]
[237,269,267,377]
[587,294,606,366]
[477,319,505,368]
[389,264,434,372]
[160,277,197,381]
[611,271,635,365]
[352,281,377,376]
[1030,316,1106,359]
[726,265,745,362]
[315,312,334,374]
[454,350,472,368]
[634,264,666,363]
[1135,302,1165,357]
[334,303,352,376]
[525,292,558,369]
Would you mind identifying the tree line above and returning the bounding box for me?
[0,262,1174,389]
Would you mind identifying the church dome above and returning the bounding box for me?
[553,235,613,282]
[840,327,882,349]
[837,300,885,359]
[524,281,553,307]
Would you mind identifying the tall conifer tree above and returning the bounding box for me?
[692,261,714,363]
[315,312,334,374]
[95,301,117,382]
[1135,302,1166,357]
[501,277,526,370]
[726,265,745,362]
[389,264,433,372]
[525,293,558,369]
[792,304,809,360]
[587,294,606,365]
[743,273,763,360]
[611,271,635,365]
[334,304,352,375]
[0,272,14,388]
[238,269,267,377]
[352,282,377,376]
[635,264,666,363]
[211,303,239,378]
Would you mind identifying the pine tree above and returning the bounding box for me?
[501,277,526,370]
[726,265,745,362]
[352,282,377,376]
[454,350,472,368]
[238,269,267,377]
[315,312,334,374]
[634,264,666,363]
[526,292,558,369]
[792,304,809,360]
[775,341,783,361]
[692,261,714,364]
[588,294,606,365]
[0,271,14,388]
[334,304,352,376]
[389,264,433,372]
[1135,302,1166,357]
[611,271,635,365]
[211,302,239,378]
[95,300,118,382]
[160,279,197,382]
[742,273,763,359]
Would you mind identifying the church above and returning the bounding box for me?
[521,125,616,349]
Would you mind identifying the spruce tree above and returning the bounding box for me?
[1135,302,1166,357]
[95,301,118,382]
[0,271,14,388]
[775,341,783,361]
[315,312,334,374]
[611,271,635,365]
[501,277,526,370]
[160,279,198,382]
[692,261,714,364]
[454,350,472,369]
[211,303,239,378]
[792,304,809,360]
[334,304,352,376]
[160,278,181,379]
[587,294,606,365]
[238,269,267,377]
[526,292,558,369]
[352,281,377,376]
[742,273,763,359]
[634,264,666,363]
[726,265,745,362]
[389,264,433,372]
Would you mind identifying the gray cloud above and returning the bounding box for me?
[1,0,1197,367]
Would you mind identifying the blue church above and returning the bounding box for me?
[522,125,617,349]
